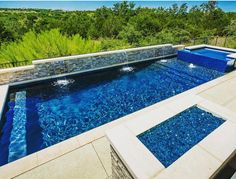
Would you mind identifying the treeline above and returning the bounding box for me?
[0,1,236,65]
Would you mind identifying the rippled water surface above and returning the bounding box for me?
[0,58,223,166]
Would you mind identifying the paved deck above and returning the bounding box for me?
[11,72,236,179]
[15,137,112,179]
[200,76,236,113]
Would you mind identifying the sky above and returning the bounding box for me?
[0,1,236,12]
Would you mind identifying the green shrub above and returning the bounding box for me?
[100,38,131,51]
[0,29,103,65]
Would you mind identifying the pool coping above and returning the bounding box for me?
[0,63,236,178]
[185,44,236,54]
[228,53,236,59]
[0,65,35,75]
[106,95,236,179]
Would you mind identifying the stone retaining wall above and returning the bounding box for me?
[0,44,183,85]
[111,146,134,179]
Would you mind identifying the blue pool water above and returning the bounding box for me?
[192,48,231,61]
[0,58,223,166]
[138,107,225,167]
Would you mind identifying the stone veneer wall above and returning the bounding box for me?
[111,146,134,179]
[0,44,183,85]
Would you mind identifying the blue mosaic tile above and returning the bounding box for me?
[138,106,225,167]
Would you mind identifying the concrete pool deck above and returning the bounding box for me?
[0,69,233,178]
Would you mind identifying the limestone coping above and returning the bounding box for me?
[227,53,236,59]
[0,65,34,74]
[185,44,236,53]
[173,44,185,50]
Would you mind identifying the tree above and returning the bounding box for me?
[203,8,230,35]
[0,21,14,45]
[200,0,218,13]
[113,1,136,22]
[178,3,188,16]
[93,6,123,38]
[224,20,236,36]
[118,24,141,45]
[130,9,161,37]
[61,12,92,38]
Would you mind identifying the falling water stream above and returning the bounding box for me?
[120,51,134,73]
[160,47,167,63]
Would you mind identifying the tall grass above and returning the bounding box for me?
[0,29,102,64]
[100,38,131,51]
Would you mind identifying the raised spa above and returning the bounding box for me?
[178,47,235,72]
[0,58,223,166]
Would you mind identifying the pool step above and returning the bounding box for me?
[8,91,27,162]
[157,63,205,88]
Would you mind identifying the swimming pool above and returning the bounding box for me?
[0,58,223,166]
